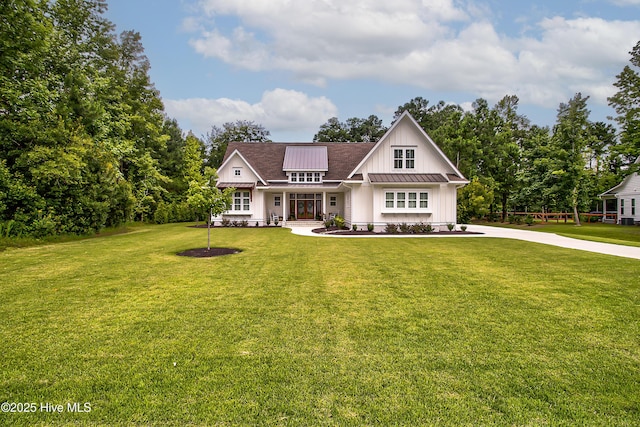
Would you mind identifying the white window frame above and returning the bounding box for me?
[233,168,241,177]
[288,171,324,183]
[231,191,251,212]
[393,147,416,170]
[274,196,281,207]
[382,189,430,213]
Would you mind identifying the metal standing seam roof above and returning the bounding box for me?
[368,173,449,183]
[283,146,328,171]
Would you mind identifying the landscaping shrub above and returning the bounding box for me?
[525,215,534,226]
[385,223,399,234]
[399,223,411,233]
[221,218,231,227]
[410,224,421,234]
[367,223,374,232]
[334,215,345,229]
[241,220,249,227]
[352,224,358,231]
[447,223,455,231]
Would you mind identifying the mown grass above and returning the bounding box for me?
[483,221,640,247]
[1,223,639,425]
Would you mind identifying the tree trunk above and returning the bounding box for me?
[501,192,508,222]
[572,186,581,226]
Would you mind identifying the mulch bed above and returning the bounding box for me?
[312,227,482,236]
[177,248,242,257]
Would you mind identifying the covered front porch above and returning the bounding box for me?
[265,188,345,225]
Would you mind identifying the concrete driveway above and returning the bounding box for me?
[287,223,640,260]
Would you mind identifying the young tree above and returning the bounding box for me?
[187,167,233,250]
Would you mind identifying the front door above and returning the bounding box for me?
[296,199,315,219]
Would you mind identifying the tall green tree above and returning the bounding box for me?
[549,93,594,225]
[314,115,387,142]
[608,40,640,168]
[206,121,271,168]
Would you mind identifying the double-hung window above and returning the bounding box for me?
[393,148,415,169]
[394,149,404,169]
[233,191,250,212]
[384,190,429,212]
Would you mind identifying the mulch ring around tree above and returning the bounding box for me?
[177,248,242,258]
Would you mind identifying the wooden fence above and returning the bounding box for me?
[508,212,617,223]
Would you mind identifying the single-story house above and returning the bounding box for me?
[215,111,468,231]
[600,157,640,225]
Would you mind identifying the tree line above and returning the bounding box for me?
[1,0,639,238]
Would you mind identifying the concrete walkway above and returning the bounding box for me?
[285,223,640,260]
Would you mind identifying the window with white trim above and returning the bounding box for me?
[233,168,241,176]
[232,191,250,211]
[288,172,324,183]
[621,199,625,215]
[393,148,415,169]
[394,149,403,169]
[384,190,429,212]
[274,196,281,207]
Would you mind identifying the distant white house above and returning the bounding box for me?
[600,157,640,225]
[215,111,468,231]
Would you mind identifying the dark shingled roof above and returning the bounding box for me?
[368,173,449,183]
[223,142,376,182]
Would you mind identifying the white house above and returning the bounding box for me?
[215,111,468,231]
[600,157,640,225]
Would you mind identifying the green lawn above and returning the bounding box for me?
[1,224,639,425]
[482,221,640,247]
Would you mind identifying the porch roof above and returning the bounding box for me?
[368,173,449,184]
[217,182,256,189]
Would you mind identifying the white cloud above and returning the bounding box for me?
[164,89,338,140]
[187,0,640,109]
[609,0,640,5]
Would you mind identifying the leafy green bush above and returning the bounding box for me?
[385,223,398,234]
[352,224,358,231]
[447,223,455,231]
[334,215,345,229]
[525,215,534,226]
[221,218,231,227]
[367,223,374,232]
[399,223,411,233]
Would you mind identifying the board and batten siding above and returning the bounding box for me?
[352,115,461,227]
[618,172,640,222]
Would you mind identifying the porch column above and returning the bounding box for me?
[282,191,287,225]
[322,191,327,221]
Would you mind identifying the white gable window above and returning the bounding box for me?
[383,190,430,213]
[393,148,415,169]
[394,149,403,169]
[288,172,324,183]
[232,191,251,212]
[233,168,241,176]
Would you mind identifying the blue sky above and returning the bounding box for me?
[105,0,640,141]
